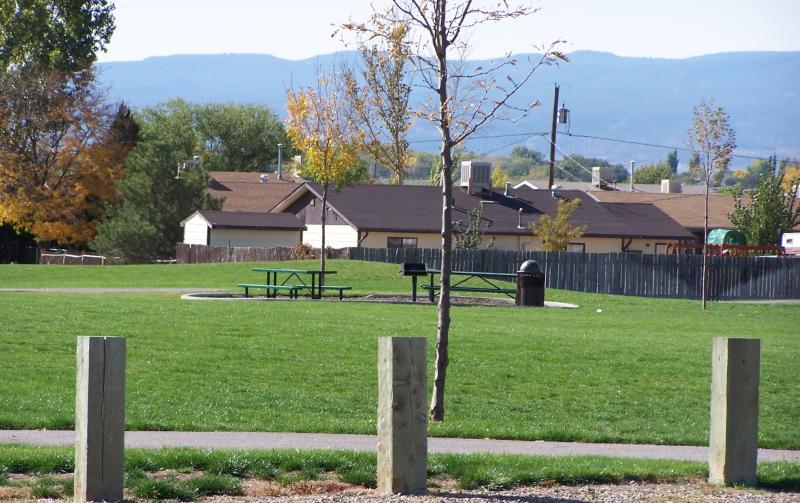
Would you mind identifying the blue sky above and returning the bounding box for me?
[99,0,800,62]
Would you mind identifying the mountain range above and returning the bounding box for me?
[96,51,800,169]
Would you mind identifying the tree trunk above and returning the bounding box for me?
[702,181,709,310]
[430,144,453,422]
[429,11,452,422]
[321,183,328,285]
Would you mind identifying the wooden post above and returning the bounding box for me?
[75,337,126,502]
[709,337,760,486]
[377,337,427,495]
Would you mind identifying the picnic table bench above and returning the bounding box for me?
[420,269,517,302]
[237,283,304,299]
[245,268,351,299]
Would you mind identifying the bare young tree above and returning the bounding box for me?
[343,0,565,421]
[687,99,736,310]
[347,23,414,184]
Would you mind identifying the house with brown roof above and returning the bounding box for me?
[207,171,305,212]
[589,191,738,241]
[271,163,694,254]
[182,164,698,253]
[181,210,305,247]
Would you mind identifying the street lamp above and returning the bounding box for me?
[175,155,203,180]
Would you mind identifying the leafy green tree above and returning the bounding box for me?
[91,103,221,263]
[559,155,627,183]
[633,163,672,184]
[529,198,586,251]
[0,0,115,71]
[511,146,546,164]
[504,156,536,178]
[729,172,800,246]
[195,102,289,172]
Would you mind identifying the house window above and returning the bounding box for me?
[388,237,418,249]
[566,242,585,253]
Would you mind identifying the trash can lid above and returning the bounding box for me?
[518,260,542,273]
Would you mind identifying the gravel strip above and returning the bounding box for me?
[199,482,799,502]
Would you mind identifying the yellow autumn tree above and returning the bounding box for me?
[491,166,508,189]
[782,164,800,194]
[529,198,587,251]
[286,70,365,276]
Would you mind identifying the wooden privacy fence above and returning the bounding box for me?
[348,247,800,301]
[176,243,349,264]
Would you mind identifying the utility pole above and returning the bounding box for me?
[548,83,560,190]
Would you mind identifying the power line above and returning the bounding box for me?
[545,135,616,189]
[563,132,770,162]
[409,129,774,162]
[407,131,549,144]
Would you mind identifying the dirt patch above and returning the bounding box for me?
[0,486,29,500]
[241,479,367,498]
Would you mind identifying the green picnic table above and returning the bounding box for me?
[245,268,349,299]
[420,269,517,302]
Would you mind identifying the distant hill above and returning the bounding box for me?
[96,51,800,168]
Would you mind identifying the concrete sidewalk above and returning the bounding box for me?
[2,430,798,463]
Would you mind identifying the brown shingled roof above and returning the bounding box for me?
[590,191,737,230]
[188,210,305,230]
[208,171,304,212]
[304,183,694,240]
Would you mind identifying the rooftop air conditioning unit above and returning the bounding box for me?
[591,166,614,189]
[660,179,682,193]
[460,160,492,194]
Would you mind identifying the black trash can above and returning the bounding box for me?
[516,260,545,307]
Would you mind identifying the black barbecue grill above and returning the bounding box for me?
[400,262,427,302]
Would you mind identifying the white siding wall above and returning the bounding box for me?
[210,228,301,248]
[303,224,358,249]
[360,231,441,249]
[360,231,677,254]
[183,215,209,245]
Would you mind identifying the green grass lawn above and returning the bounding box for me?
[0,261,798,449]
[0,259,416,295]
[1,445,798,493]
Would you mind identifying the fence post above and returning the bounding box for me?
[74,336,126,502]
[709,337,760,486]
[377,337,427,495]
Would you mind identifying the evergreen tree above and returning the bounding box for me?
[667,150,679,174]
[91,103,221,262]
